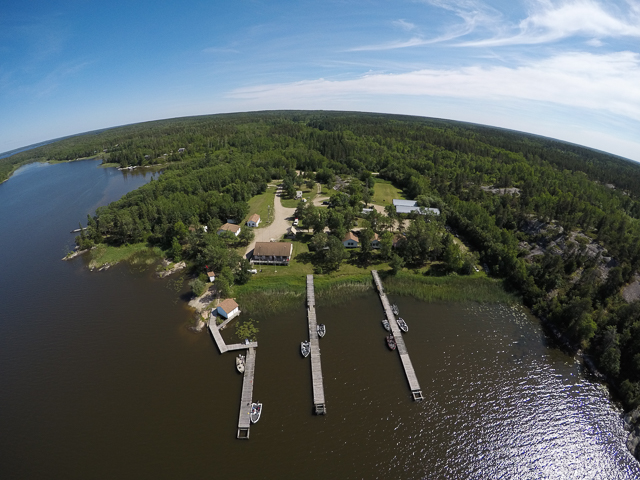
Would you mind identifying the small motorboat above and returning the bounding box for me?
[250,402,262,423]
[391,304,399,316]
[397,317,408,333]
[236,354,245,373]
[382,318,390,331]
[317,324,326,338]
[386,334,396,350]
[301,341,311,357]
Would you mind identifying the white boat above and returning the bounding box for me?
[397,317,408,333]
[391,304,399,316]
[236,354,245,373]
[250,402,262,423]
[301,341,310,357]
[317,324,326,338]
[382,319,390,331]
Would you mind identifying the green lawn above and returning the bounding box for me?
[372,179,404,206]
[281,186,316,208]
[246,186,277,227]
[88,242,162,269]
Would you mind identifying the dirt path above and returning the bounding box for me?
[313,182,330,207]
[244,185,296,258]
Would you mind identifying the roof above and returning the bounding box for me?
[248,214,260,223]
[218,298,238,313]
[393,199,417,207]
[254,242,293,257]
[343,232,359,243]
[395,206,440,215]
[218,223,240,233]
[206,271,216,278]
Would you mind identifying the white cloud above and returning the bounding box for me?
[459,0,640,46]
[229,51,640,121]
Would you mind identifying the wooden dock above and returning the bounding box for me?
[208,314,257,354]
[237,347,257,439]
[206,313,259,439]
[307,275,326,414]
[371,270,424,401]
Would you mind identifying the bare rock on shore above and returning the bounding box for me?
[157,260,186,278]
[188,286,217,313]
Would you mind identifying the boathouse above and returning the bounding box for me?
[246,214,261,227]
[343,232,359,248]
[217,223,241,236]
[252,242,293,265]
[217,298,239,319]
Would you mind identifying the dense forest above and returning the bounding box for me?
[5,110,640,409]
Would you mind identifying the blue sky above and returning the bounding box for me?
[1,0,639,160]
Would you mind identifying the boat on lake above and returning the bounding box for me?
[391,304,399,316]
[317,324,326,337]
[386,334,396,350]
[301,341,310,357]
[397,317,408,333]
[382,318,390,331]
[250,402,262,423]
[236,354,245,373]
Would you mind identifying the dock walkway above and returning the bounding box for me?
[207,313,259,438]
[371,270,423,401]
[307,275,326,414]
[237,347,257,439]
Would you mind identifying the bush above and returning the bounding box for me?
[190,278,207,297]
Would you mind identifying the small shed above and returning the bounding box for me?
[246,214,261,227]
[343,232,359,248]
[217,299,239,319]
[206,270,216,283]
[296,191,303,199]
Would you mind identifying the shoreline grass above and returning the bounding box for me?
[89,242,162,269]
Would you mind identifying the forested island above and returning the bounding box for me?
[4,111,640,419]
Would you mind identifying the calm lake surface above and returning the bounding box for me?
[1,160,638,479]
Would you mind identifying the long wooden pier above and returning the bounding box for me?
[237,347,257,439]
[307,275,326,414]
[371,270,424,401]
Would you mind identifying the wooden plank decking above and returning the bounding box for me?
[307,275,326,414]
[371,270,424,401]
[237,347,257,439]
[208,314,257,353]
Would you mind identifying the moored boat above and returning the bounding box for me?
[236,354,245,373]
[250,402,262,423]
[301,340,311,357]
[391,304,399,316]
[382,318,390,331]
[317,324,326,338]
[397,317,408,333]
[386,334,396,350]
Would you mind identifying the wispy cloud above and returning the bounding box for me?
[458,0,640,46]
[229,51,640,121]
[392,19,417,31]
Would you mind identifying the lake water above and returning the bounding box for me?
[0,160,638,479]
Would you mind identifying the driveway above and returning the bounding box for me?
[244,186,297,258]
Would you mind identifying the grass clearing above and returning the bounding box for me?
[281,186,316,208]
[246,186,277,227]
[372,179,404,206]
[89,242,162,269]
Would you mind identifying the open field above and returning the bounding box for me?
[88,242,162,269]
[245,186,277,227]
[371,179,404,206]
